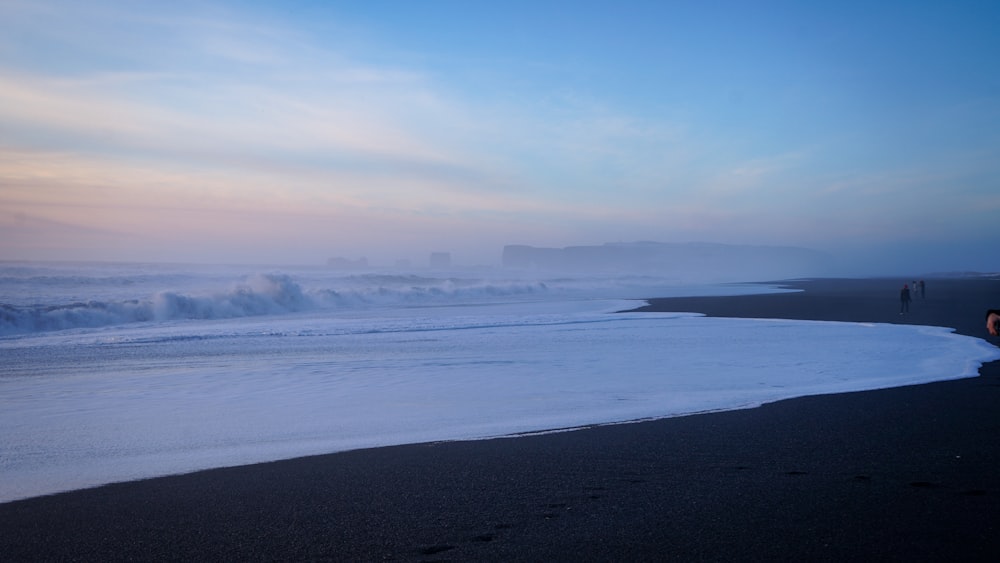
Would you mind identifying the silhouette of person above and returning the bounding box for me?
[900,284,911,314]
[919,280,925,299]
[987,309,1000,336]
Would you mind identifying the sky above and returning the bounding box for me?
[1,0,998,272]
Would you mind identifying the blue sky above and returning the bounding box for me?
[1,0,998,272]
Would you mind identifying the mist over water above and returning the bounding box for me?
[0,265,542,334]
[1,251,814,336]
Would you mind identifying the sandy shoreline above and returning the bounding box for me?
[2,277,998,561]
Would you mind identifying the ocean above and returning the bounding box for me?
[2,261,998,503]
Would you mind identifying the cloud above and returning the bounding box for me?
[0,5,700,230]
[0,70,450,163]
[0,2,474,169]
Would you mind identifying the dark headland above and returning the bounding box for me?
[2,277,999,561]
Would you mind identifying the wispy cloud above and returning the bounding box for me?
[0,4,698,223]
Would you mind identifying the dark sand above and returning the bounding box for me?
[2,277,999,561]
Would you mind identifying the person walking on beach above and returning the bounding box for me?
[988,309,1000,336]
[919,280,925,299]
[900,284,911,314]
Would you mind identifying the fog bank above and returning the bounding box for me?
[501,241,833,282]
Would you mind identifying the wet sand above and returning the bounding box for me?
[2,277,999,561]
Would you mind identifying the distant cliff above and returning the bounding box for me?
[502,242,831,281]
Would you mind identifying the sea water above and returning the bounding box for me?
[2,261,998,503]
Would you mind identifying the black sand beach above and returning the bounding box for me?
[2,277,999,561]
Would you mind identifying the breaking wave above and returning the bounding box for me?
[0,273,551,335]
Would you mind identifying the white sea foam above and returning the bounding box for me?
[0,263,772,335]
[0,266,578,335]
[1,262,998,503]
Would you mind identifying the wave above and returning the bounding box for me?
[0,273,551,335]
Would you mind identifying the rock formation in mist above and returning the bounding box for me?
[502,241,832,281]
[327,257,369,269]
